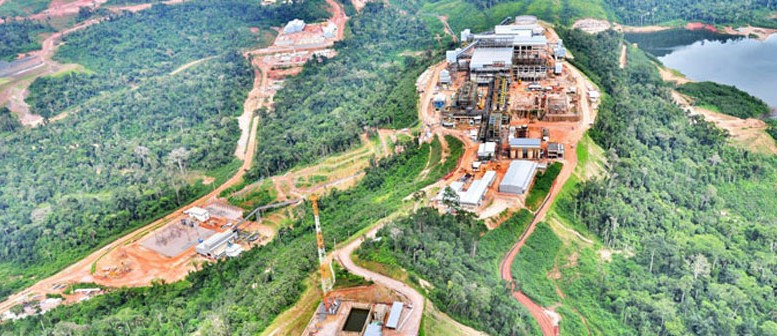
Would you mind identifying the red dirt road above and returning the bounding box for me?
[336,229,424,336]
[499,61,598,336]
[0,0,350,317]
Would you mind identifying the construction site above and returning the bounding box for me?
[246,13,344,106]
[427,15,599,216]
[301,196,419,336]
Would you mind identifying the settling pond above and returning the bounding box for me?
[625,29,777,110]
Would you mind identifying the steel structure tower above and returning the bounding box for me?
[310,195,335,295]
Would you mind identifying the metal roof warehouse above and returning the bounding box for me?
[499,160,538,195]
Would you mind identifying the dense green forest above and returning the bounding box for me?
[0,134,463,335]
[417,0,610,33]
[54,0,327,80]
[0,54,250,300]
[677,81,772,119]
[0,107,20,133]
[26,72,123,119]
[357,209,540,335]
[0,0,49,18]
[26,0,328,118]
[0,20,52,60]
[250,2,437,177]
[606,0,777,27]
[0,0,332,301]
[534,28,777,335]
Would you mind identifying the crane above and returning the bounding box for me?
[310,194,335,295]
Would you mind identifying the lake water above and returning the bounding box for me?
[626,29,777,111]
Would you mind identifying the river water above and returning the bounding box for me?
[626,29,777,111]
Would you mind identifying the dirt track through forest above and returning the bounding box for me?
[0,0,349,317]
[497,61,598,336]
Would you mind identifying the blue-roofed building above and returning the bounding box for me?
[386,302,403,329]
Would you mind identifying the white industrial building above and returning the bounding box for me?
[499,160,538,195]
[283,19,306,34]
[195,230,237,258]
[184,207,210,222]
[460,171,496,207]
[477,142,497,159]
[439,69,451,86]
[470,48,513,72]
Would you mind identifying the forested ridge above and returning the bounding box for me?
[0,0,331,301]
[0,135,464,335]
[357,209,541,335]
[606,0,777,27]
[536,28,777,335]
[677,81,772,119]
[251,1,437,177]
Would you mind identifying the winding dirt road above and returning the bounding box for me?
[498,61,598,336]
[0,0,349,318]
[335,225,424,336]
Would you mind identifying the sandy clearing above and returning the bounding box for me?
[572,18,611,34]
[657,65,691,85]
[722,25,777,41]
[671,91,777,155]
[350,0,367,12]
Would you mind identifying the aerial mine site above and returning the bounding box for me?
[0,0,776,335]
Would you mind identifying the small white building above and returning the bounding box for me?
[588,90,601,102]
[184,207,210,222]
[439,69,451,85]
[477,142,497,160]
[225,244,244,257]
[434,181,465,202]
[460,29,472,42]
[283,19,306,34]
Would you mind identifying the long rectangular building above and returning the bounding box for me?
[195,230,237,258]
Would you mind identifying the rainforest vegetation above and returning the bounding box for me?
[0,0,330,301]
[677,81,772,119]
[250,2,437,177]
[605,0,777,27]
[0,135,463,335]
[520,28,777,335]
[357,209,540,335]
[0,20,52,60]
[0,0,50,18]
[0,54,250,301]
